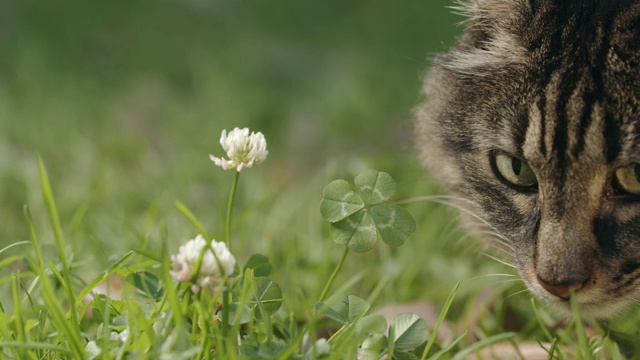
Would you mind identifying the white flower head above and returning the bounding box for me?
[108,328,131,345]
[210,127,268,171]
[170,235,236,292]
[85,340,102,360]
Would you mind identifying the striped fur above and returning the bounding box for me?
[416,0,640,319]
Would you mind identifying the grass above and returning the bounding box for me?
[2,0,640,358]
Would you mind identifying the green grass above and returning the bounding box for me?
[2,0,640,358]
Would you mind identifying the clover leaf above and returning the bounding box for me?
[320,170,416,253]
[243,253,272,277]
[317,295,371,326]
[354,314,388,342]
[251,277,283,316]
[370,205,416,247]
[354,169,395,204]
[330,210,378,252]
[320,180,364,223]
[316,295,387,347]
[390,313,429,350]
[126,271,165,301]
[357,334,388,360]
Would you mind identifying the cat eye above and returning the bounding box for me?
[491,151,538,190]
[614,163,640,196]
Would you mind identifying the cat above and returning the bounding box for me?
[415,0,640,319]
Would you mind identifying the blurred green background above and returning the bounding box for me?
[3,0,459,243]
[2,0,515,312]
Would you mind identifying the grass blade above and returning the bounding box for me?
[131,248,161,262]
[75,251,136,308]
[570,292,594,360]
[451,332,517,360]
[11,275,27,359]
[427,330,468,360]
[24,206,44,270]
[0,255,24,269]
[175,201,210,240]
[421,282,459,360]
[0,341,72,354]
[0,241,30,255]
[37,155,78,325]
[23,202,85,358]
[161,240,185,326]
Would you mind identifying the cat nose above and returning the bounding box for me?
[536,276,586,300]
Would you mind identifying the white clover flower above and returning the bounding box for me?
[305,338,331,357]
[170,235,236,292]
[210,127,268,171]
[85,340,101,360]
[119,328,130,343]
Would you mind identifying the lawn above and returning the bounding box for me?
[1,0,639,358]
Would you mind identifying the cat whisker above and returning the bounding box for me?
[398,194,482,209]
[408,195,517,257]
[471,229,514,248]
[487,243,515,257]
[463,228,516,259]
[487,246,515,259]
[440,217,468,240]
[395,194,465,203]
[491,278,525,286]
[477,240,514,259]
[466,273,517,281]
[420,196,502,233]
[451,230,513,261]
[408,196,520,266]
[451,229,482,249]
[504,288,532,302]
[466,230,514,252]
[481,252,516,269]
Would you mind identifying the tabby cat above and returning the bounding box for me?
[416,0,640,319]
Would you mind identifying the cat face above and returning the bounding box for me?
[416,0,640,319]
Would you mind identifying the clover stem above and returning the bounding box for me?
[225,171,240,251]
[319,246,350,302]
[221,171,239,348]
[221,286,230,349]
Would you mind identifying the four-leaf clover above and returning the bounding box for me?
[320,170,416,252]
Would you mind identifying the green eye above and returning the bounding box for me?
[492,151,538,189]
[614,163,640,196]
